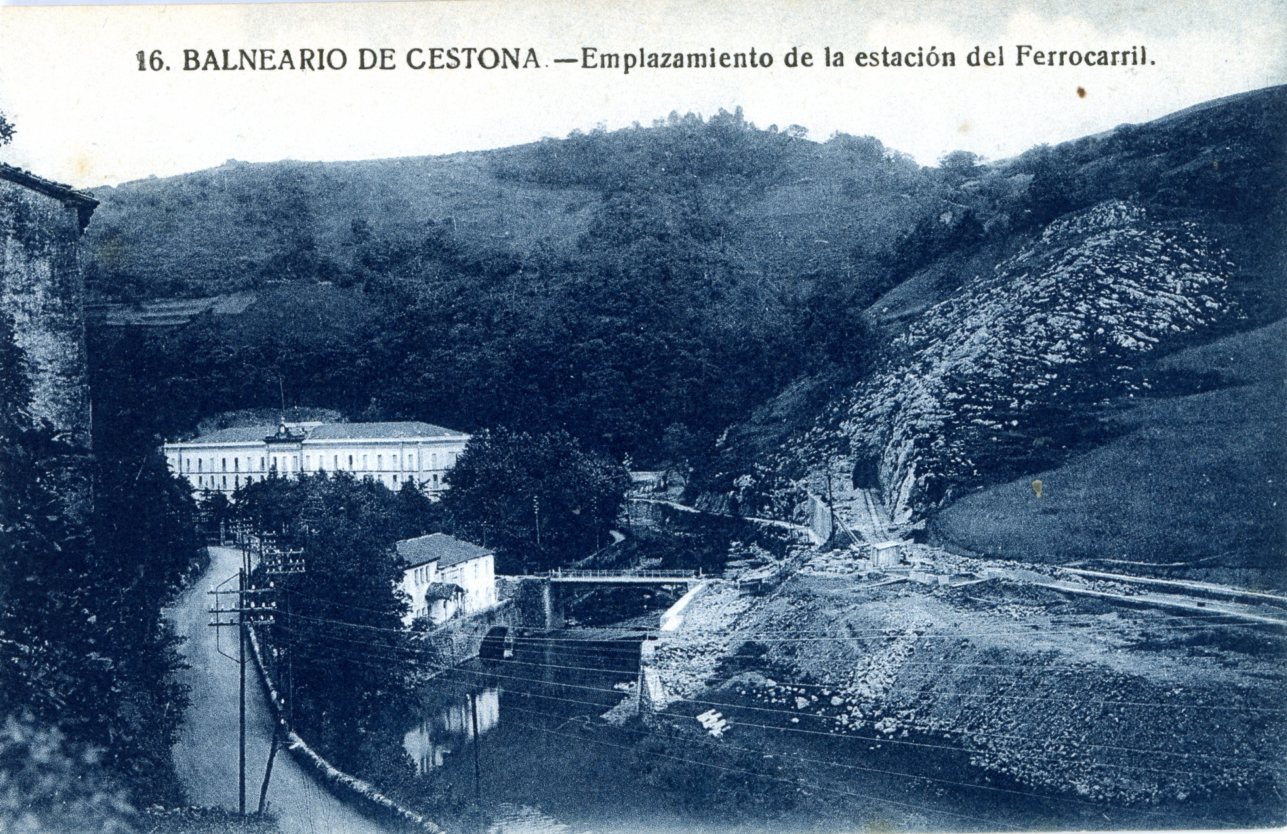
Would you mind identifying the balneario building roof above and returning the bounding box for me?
[307,422,466,440]
[174,421,468,445]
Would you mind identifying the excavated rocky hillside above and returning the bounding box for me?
[727,199,1241,524]
[837,200,1234,522]
[706,88,1285,582]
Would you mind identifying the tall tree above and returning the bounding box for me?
[0,310,143,827]
[0,309,104,731]
[2,303,202,806]
[440,429,630,573]
[238,473,416,775]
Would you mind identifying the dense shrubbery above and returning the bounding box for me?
[233,473,427,777]
[0,309,204,825]
[0,713,135,834]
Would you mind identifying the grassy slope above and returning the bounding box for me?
[931,318,1287,587]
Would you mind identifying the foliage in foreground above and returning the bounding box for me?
[0,307,203,813]
[0,712,135,834]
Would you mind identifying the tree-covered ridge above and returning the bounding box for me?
[84,107,936,306]
[83,154,596,301]
[89,108,931,465]
[85,87,1287,524]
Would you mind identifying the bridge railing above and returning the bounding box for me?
[546,567,702,579]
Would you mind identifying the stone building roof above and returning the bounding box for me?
[397,533,492,569]
[0,163,98,230]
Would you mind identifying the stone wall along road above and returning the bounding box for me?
[169,546,398,834]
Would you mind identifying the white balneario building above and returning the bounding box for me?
[163,421,469,495]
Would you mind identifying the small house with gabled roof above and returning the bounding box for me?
[397,533,497,625]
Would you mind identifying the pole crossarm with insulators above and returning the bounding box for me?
[208,522,307,817]
[207,568,282,816]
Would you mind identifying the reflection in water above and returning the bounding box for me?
[403,633,651,831]
[404,687,500,774]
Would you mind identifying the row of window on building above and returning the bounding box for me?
[182,450,456,475]
[192,471,445,491]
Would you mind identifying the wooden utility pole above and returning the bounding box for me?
[238,567,247,816]
[255,543,304,814]
[210,530,301,819]
[209,565,278,818]
[257,723,280,815]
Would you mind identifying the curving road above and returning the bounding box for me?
[169,546,397,834]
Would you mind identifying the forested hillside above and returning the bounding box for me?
[85,110,932,304]
[84,89,1287,583]
[86,109,943,463]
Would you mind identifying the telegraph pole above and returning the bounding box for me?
[256,539,304,814]
[238,567,247,816]
[210,571,264,816]
[209,565,279,817]
[257,722,280,815]
[210,525,301,818]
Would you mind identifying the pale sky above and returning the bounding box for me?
[0,0,1283,187]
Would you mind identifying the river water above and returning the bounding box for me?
[396,613,972,834]
[394,510,1136,833]
[393,552,977,833]
[397,620,1213,834]
[403,628,700,834]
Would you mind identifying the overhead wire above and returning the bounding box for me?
[270,620,1287,769]
[480,691,1247,829]
[279,606,1287,644]
[291,637,1239,784]
[272,612,1287,718]
[407,673,1023,832]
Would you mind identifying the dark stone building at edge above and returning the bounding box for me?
[0,163,98,519]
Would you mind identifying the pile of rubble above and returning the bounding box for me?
[708,574,1287,807]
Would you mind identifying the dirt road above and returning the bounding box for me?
[169,546,397,834]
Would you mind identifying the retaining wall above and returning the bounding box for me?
[246,627,445,834]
